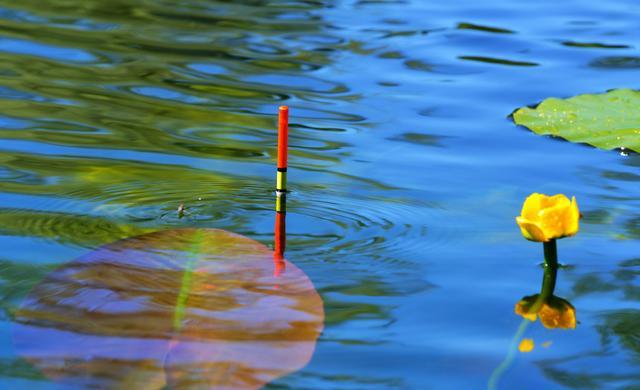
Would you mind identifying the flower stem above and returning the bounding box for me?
[541,239,558,299]
[530,240,559,313]
[543,239,558,268]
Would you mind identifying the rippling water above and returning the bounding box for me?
[0,0,638,389]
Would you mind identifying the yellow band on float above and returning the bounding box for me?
[276,170,287,192]
[275,192,286,213]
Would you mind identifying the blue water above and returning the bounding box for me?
[0,0,638,389]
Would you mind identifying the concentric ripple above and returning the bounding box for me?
[288,189,454,265]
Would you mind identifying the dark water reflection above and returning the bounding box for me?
[0,0,638,389]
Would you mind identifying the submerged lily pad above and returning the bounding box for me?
[513,88,640,153]
[13,228,324,390]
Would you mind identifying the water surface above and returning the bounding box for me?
[0,0,638,389]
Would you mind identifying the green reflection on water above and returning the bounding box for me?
[0,209,153,246]
[537,307,640,388]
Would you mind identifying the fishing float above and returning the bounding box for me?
[274,106,288,275]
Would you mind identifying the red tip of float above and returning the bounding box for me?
[274,210,286,277]
[274,211,286,257]
[277,106,289,169]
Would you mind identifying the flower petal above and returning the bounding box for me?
[520,193,544,221]
[545,194,571,209]
[538,202,569,240]
[563,196,580,237]
[516,217,547,242]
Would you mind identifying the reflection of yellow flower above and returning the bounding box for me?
[518,338,534,353]
[515,294,576,329]
[516,193,580,242]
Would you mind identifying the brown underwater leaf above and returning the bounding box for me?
[13,228,324,390]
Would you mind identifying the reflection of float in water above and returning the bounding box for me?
[12,107,324,389]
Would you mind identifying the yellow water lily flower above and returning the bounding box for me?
[515,294,576,329]
[516,193,580,242]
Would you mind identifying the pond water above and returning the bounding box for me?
[0,0,638,389]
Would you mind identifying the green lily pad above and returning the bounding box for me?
[513,88,640,153]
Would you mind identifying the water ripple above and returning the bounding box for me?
[290,190,451,264]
